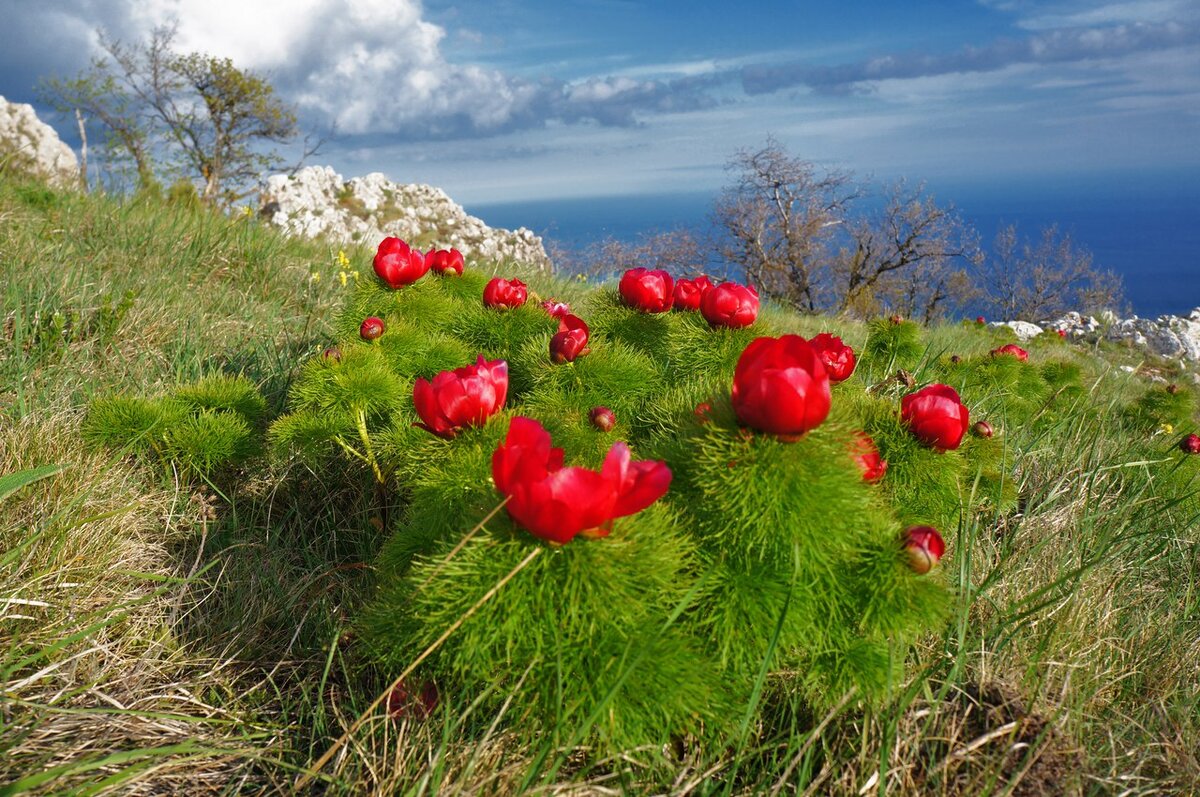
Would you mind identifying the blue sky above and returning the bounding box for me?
[1,0,1198,204]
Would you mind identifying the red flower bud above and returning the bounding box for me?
[950,355,963,364]
[850,432,887,483]
[976,316,985,324]
[990,343,1029,361]
[672,275,713,311]
[426,247,464,275]
[1057,328,1067,339]
[904,525,945,574]
[693,401,713,424]
[619,268,674,313]
[731,335,831,439]
[541,300,571,318]
[386,678,439,721]
[491,417,671,544]
[360,316,385,341]
[808,333,857,383]
[550,314,590,364]
[589,406,616,432]
[373,237,429,288]
[321,345,342,364]
[972,420,994,438]
[413,356,508,439]
[1181,433,1200,454]
[889,314,903,325]
[483,277,528,309]
[901,384,970,451]
[701,282,759,329]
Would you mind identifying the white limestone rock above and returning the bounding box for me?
[260,166,551,272]
[0,95,79,188]
[989,320,1043,341]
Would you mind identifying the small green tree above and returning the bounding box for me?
[40,25,302,206]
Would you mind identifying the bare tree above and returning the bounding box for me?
[713,138,857,312]
[984,224,1124,320]
[836,182,982,321]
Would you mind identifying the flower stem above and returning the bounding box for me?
[355,407,385,485]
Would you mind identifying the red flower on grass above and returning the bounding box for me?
[373,237,428,288]
[809,333,857,383]
[550,314,590,363]
[731,335,831,440]
[360,316,385,341]
[541,300,571,318]
[483,277,528,309]
[386,679,439,721]
[491,417,671,544]
[590,406,616,432]
[619,268,674,313]
[1181,433,1200,454]
[904,525,945,574]
[991,343,1029,361]
[413,357,508,439]
[701,282,759,329]
[426,247,464,275]
[673,275,713,311]
[850,432,887,483]
[901,384,969,451]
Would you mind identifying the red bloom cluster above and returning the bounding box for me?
[619,268,674,313]
[483,277,528,309]
[673,275,713,311]
[413,357,508,439]
[373,237,429,288]
[901,384,970,451]
[731,335,831,439]
[427,248,464,276]
[904,525,945,574]
[850,432,887,483]
[991,343,1029,361]
[701,282,759,329]
[492,417,671,544]
[809,333,857,383]
[550,314,590,363]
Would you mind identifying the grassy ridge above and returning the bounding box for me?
[1,177,1198,795]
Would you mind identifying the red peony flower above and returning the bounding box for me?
[693,401,713,424]
[731,335,831,439]
[976,316,986,325]
[904,525,945,574]
[901,384,970,450]
[672,275,713,311]
[1181,433,1200,454]
[991,343,1029,361]
[701,282,759,329]
[373,237,429,288]
[322,345,342,364]
[483,277,528,309]
[808,333,857,383]
[491,417,671,544]
[360,316,385,341]
[619,268,674,313]
[1057,328,1067,339]
[413,356,508,439]
[850,432,887,483]
[972,420,994,438]
[426,248,464,276]
[541,300,571,318]
[550,314,590,363]
[589,406,616,432]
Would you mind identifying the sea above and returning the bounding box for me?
[469,177,1200,319]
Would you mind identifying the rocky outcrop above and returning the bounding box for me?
[1040,309,1200,362]
[0,96,79,188]
[259,166,550,271]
